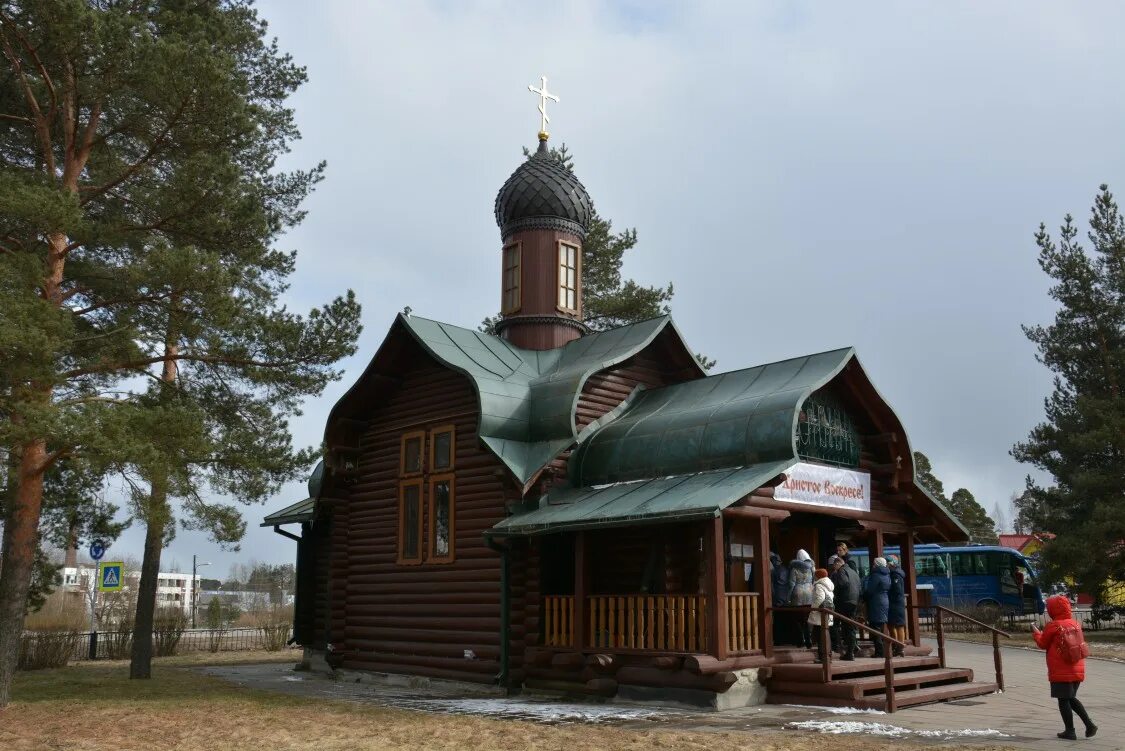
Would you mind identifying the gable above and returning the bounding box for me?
[323,313,703,493]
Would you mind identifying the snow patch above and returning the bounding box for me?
[393,697,671,724]
[787,720,1010,739]
[782,704,885,715]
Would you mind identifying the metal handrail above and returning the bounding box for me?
[770,605,906,711]
[910,604,1009,691]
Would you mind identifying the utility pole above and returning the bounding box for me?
[191,556,211,629]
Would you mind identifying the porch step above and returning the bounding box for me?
[769,655,940,681]
[768,668,974,701]
[862,681,999,710]
[766,681,998,710]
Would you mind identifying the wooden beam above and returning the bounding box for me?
[868,529,885,560]
[863,432,899,445]
[574,531,588,651]
[757,515,773,658]
[705,516,728,660]
[900,528,921,647]
[723,506,791,522]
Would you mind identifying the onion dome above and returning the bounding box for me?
[494,139,593,240]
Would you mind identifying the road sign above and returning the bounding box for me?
[88,541,106,561]
[97,561,124,591]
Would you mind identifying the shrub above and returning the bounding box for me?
[252,604,293,652]
[18,630,80,671]
[153,608,188,657]
[101,629,133,659]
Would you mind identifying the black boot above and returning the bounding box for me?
[1086,725,1098,738]
[1057,730,1077,740]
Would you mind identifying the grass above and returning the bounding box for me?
[941,629,1125,660]
[1,652,1020,751]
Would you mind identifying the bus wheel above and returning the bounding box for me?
[975,600,1002,628]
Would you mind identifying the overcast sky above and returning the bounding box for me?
[102,1,1125,577]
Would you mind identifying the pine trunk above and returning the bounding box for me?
[129,488,167,679]
[129,316,180,680]
[0,227,68,708]
[0,441,47,707]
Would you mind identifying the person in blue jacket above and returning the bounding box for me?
[769,551,790,646]
[863,556,892,657]
[887,554,907,657]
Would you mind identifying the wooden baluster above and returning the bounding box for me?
[993,631,1004,691]
[686,596,695,651]
[820,610,831,684]
[936,608,946,669]
[646,596,655,650]
[609,597,618,648]
[656,598,665,650]
[568,597,574,647]
[750,595,759,651]
[697,598,706,652]
[885,647,897,712]
[589,597,596,648]
[676,596,685,651]
[616,597,624,648]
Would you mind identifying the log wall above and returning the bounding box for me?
[330,345,514,684]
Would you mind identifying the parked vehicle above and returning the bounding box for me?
[851,544,1046,615]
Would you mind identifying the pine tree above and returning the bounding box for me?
[1012,185,1125,596]
[0,1,360,703]
[913,452,997,543]
[950,488,998,544]
[484,144,714,369]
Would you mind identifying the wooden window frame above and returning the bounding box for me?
[501,242,522,315]
[428,473,456,564]
[556,241,580,314]
[400,430,425,477]
[428,424,456,473]
[397,479,424,565]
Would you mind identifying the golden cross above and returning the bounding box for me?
[528,75,559,138]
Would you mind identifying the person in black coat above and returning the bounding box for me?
[830,554,861,660]
[887,554,908,657]
[769,551,789,646]
[863,557,892,657]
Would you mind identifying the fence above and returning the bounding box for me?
[916,607,1125,633]
[20,627,295,666]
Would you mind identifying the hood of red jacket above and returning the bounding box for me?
[1046,594,1072,620]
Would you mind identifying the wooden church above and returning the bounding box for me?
[263,91,1002,710]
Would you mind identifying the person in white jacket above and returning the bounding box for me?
[809,567,835,663]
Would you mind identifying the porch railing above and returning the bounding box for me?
[589,594,708,652]
[727,592,761,653]
[543,595,575,647]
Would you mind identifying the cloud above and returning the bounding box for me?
[120,0,1125,571]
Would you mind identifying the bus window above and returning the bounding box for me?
[915,553,948,577]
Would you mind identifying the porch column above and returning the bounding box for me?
[868,528,884,561]
[574,532,588,651]
[900,528,920,646]
[756,515,773,657]
[705,515,728,659]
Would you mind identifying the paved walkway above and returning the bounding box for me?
[202,639,1125,749]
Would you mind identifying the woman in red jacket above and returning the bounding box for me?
[1032,595,1097,740]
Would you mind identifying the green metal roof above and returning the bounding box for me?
[391,314,702,486]
[568,347,856,486]
[489,461,793,536]
[261,497,316,527]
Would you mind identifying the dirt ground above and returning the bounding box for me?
[2,653,1019,751]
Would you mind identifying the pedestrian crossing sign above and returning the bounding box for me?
[98,561,124,591]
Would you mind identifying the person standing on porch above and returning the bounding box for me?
[887,554,907,657]
[787,549,815,648]
[863,556,891,657]
[830,554,860,661]
[836,541,858,573]
[769,552,790,646]
[809,568,834,663]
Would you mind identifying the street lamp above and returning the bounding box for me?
[192,555,211,629]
